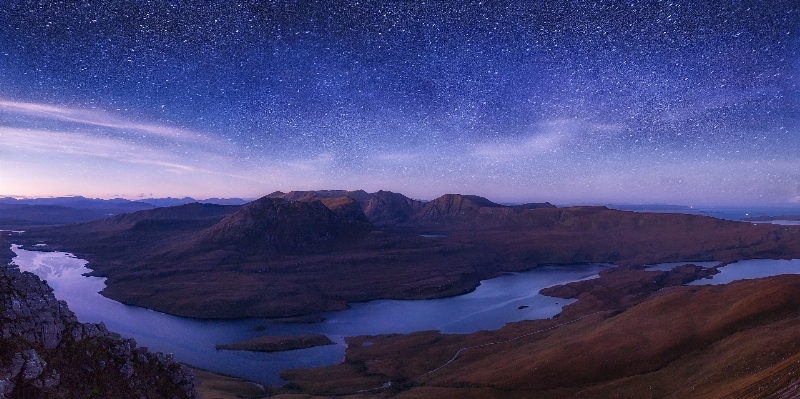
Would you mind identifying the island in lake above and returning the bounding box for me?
[216,334,334,352]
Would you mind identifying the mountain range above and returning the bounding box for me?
[0,196,249,227]
[5,190,800,397]
[7,190,800,319]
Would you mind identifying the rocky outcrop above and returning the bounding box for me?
[0,268,72,352]
[0,265,198,399]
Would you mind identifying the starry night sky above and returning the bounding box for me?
[1,1,799,205]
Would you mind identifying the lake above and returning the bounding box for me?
[7,244,610,385]
[687,258,800,286]
[604,204,800,222]
[643,258,800,285]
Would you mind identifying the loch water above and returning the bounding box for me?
[8,245,610,385]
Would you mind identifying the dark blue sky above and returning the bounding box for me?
[1,1,799,205]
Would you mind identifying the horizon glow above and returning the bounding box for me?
[1,1,799,205]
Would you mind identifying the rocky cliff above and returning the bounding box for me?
[0,264,198,399]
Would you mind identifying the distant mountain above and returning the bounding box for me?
[362,190,420,226]
[135,197,198,207]
[86,202,243,233]
[137,197,250,207]
[197,196,373,254]
[18,189,800,319]
[607,204,695,212]
[0,196,155,213]
[267,190,557,227]
[200,197,251,205]
[742,215,800,222]
[267,190,373,202]
[0,203,113,227]
[0,196,250,228]
[415,193,506,221]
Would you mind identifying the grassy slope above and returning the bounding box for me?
[275,272,800,398]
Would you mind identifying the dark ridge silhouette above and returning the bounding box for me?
[414,193,506,222]
[0,196,155,213]
[267,190,373,202]
[196,196,373,254]
[0,204,113,227]
[316,196,370,223]
[135,197,198,207]
[362,190,419,226]
[88,202,242,232]
[514,202,557,209]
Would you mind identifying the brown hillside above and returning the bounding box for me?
[277,272,800,399]
[196,196,372,254]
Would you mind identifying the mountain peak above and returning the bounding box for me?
[197,196,373,254]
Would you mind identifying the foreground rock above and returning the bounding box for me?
[216,334,334,352]
[0,265,199,399]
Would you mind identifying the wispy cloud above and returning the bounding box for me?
[472,119,624,159]
[0,99,271,185]
[285,153,334,172]
[0,99,223,146]
[0,126,263,183]
[373,152,421,163]
[473,130,569,158]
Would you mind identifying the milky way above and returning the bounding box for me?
[1,1,798,205]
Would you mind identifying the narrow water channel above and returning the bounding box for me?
[8,244,610,385]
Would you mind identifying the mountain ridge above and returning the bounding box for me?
[12,190,800,319]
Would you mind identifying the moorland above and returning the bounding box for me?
[4,190,800,398]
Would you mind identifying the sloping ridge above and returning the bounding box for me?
[267,190,373,202]
[87,202,242,232]
[197,196,373,254]
[0,204,111,227]
[362,190,420,226]
[416,194,503,221]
